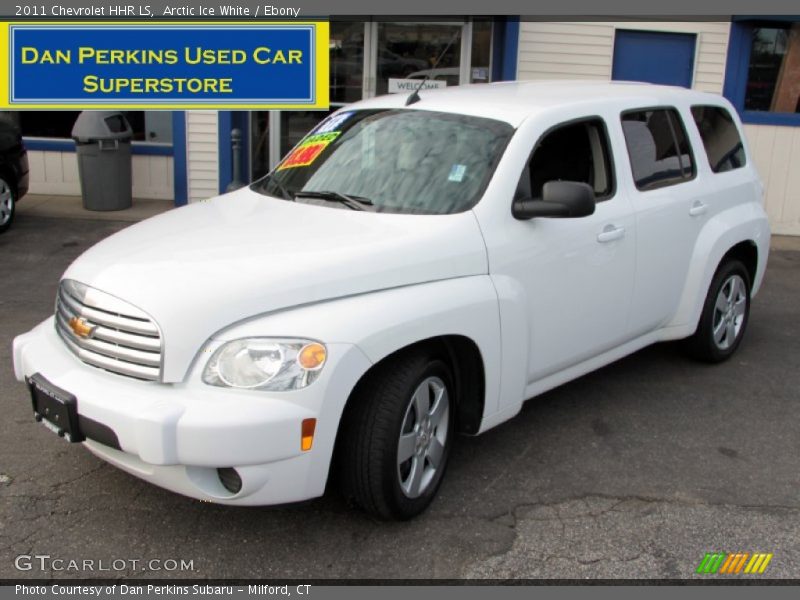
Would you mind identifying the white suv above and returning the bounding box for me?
[13,81,770,520]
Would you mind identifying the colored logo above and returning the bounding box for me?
[68,316,96,339]
[696,552,773,575]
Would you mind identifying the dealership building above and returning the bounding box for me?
[16,17,800,235]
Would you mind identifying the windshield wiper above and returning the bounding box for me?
[294,190,374,211]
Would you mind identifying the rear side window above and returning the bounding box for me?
[621,108,695,190]
[519,118,615,201]
[690,105,746,173]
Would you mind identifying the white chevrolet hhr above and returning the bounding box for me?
[13,82,770,520]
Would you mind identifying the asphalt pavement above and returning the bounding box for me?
[1,210,798,580]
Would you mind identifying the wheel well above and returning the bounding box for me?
[344,336,486,436]
[721,240,758,287]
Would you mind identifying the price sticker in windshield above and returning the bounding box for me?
[278,132,341,170]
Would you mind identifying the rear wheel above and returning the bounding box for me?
[338,351,455,520]
[0,176,15,234]
[684,259,751,362]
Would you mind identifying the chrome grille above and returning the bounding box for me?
[55,279,162,381]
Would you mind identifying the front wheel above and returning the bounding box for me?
[0,177,15,234]
[338,351,455,520]
[684,259,751,362]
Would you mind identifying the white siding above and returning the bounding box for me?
[516,21,730,94]
[744,124,800,236]
[185,110,219,202]
[27,150,173,199]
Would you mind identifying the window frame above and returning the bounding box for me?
[620,105,697,192]
[514,115,618,208]
[690,104,748,174]
[723,18,800,127]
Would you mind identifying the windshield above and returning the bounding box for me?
[251,109,514,215]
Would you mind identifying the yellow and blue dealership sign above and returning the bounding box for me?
[0,21,329,109]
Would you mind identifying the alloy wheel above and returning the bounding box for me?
[0,178,13,227]
[396,376,450,499]
[712,274,747,350]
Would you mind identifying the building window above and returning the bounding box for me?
[15,111,173,143]
[330,21,365,104]
[725,20,800,125]
[744,25,800,114]
[470,19,493,83]
[376,22,463,94]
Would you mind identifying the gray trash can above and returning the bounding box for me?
[72,111,133,211]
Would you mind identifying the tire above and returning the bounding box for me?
[0,176,15,234]
[684,259,751,363]
[338,350,456,520]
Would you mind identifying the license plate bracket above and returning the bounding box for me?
[28,373,84,443]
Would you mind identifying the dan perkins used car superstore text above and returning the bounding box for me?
[16,584,311,596]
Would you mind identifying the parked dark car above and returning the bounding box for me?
[0,117,29,233]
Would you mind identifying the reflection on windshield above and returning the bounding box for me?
[251,109,513,215]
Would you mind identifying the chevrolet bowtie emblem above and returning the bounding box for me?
[68,316,96,339]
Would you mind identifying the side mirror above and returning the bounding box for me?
[512,181,596,220]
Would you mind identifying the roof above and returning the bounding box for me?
[350,80,729,127]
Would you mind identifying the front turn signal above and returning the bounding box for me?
[301,418,317,451]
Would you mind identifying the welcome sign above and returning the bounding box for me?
[0,21,329,109]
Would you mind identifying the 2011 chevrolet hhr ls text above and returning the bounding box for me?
[13,82,770,519]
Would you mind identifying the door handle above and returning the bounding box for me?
[597,225,625,243]
[689,201,708,217]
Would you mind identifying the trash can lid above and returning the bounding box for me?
[71,111,133,142]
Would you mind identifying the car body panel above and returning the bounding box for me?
[62,188,489,381]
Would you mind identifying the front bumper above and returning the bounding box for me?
[12,317,372,505]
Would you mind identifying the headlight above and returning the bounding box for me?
[202,338,327,391]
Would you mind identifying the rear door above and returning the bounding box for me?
[620,107,707,335]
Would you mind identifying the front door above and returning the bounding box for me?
[490,116,637,384]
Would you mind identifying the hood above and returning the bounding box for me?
[63,187,489,381]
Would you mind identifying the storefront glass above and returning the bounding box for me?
[471,19,493,83]
[331,21,366,104]
[376,22,463,93]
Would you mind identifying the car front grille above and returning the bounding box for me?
[55,279,162,381]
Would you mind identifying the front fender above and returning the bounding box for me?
[210,274,503,437]
[667,201,770,335]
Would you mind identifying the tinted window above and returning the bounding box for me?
[519,119,614,201]
[690,105,746,173]
[621,108,695,190]
[251,109,514,215]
